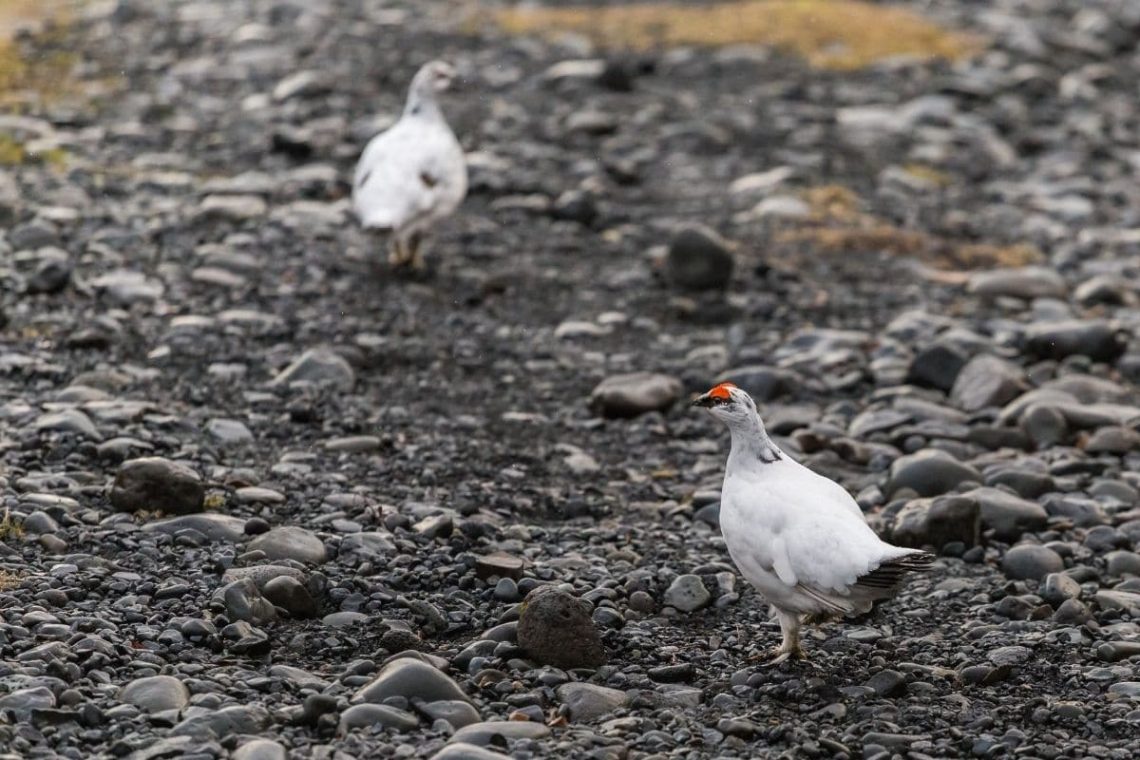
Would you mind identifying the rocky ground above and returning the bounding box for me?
[2,0,1140,758]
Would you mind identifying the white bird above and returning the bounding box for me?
[352,60,467,270]
[693,382,933,664]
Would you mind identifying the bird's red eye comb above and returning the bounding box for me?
[708,382,737,400]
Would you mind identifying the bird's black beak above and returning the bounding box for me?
[691,393,714,408]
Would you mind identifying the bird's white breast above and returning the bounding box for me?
[719,462,819,613]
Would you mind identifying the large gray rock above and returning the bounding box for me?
[1001,544,1064,580]
[887,450,981,498]
[248,526,327,564]
[891,495,980,550]
[34,409,101,439]
[338,704,419,734]
[517,586,606,669]
[950,354,1026,412]
[1024,320,1125,363]
[1095,590,1140,615]
[556,682,629,721]
[0,687,55,721]
[663,574,711,612]
[962,487,1049,542]
[418,700,481,729]
[91,269,164,305]
[1041,573,1081,607]
[715,365,799,402]
[263,576,318,617]
[221,564,308,591]
[119,676,190,713]
[1021,403,1068,448]
[1106,551,1140,577]
[232,739,286,760]
[1000,389,1140,429]
[206,418,254,446]
[222,578,278,625]
[142,514,247,542]
[429,745,511,760]
[967,267,1066,299]
[1084,426,1140,455]
[111,457,204,515]
[1043,496,1108,527]
[338,532,396,562]
[169,704,270,739]
[270,348,355,390]
[905,341,968,392]
[196,194,268,221]
[589,372,682,418]
[665,224,735,291]
[354,657,470,704]
[449,721,551,746]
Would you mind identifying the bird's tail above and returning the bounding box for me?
[855,550,935,593]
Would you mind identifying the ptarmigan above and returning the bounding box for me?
[693,382,933,664]
[352,60,467,270]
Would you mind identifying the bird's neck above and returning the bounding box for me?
[404,87,442,120]
[727,412,783,470]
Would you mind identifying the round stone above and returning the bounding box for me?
[111,457,204,515]
[517,586,606,669]
[248,526,327,564]
[119,676,190,714]
[1002,544,1064,581]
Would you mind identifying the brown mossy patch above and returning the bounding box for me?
[0,133,25,164]
[0,1,103,109]
[802,184,863,223]
[0,133,68,168]
[902,163,952,187]
[492,1,982,70]
[0,509,24,541]
[0,569,20,590]
[775,183,1042,270]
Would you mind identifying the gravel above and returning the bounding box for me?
[1,0,1139,758]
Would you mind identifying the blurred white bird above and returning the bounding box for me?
[353,60,467,270]
[693,382,933,664]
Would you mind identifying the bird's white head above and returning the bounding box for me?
[414,60,458,94]
[693,382,782,464]
[692,382,758,429]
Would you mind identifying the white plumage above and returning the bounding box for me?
[352,60,467,269]
[694,382,933,663]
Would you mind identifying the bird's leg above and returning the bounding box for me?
[751,609,808,666]
[407,231,427,271]
[388,235,411,268]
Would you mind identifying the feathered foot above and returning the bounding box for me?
[406,231,429,272]
[748,643,807,666]
[747,607,817,667]
[387,236,411,268]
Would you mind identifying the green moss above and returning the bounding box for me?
[0,135,68,168]
[0,134,26,165]
[0,1,89,106]
[0,570,19,590]
[0,509,24,541]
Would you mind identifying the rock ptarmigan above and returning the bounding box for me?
[352,60,467,270]
[693,382,933,664]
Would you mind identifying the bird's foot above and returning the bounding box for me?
[387,248,410,269]
[408,249,429,273]
[748,644,808,667]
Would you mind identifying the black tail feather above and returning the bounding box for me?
[855,551,935,591]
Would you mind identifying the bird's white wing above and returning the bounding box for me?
[353,124,426,229]
[352,120,459,231]
[724,461,914,600]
